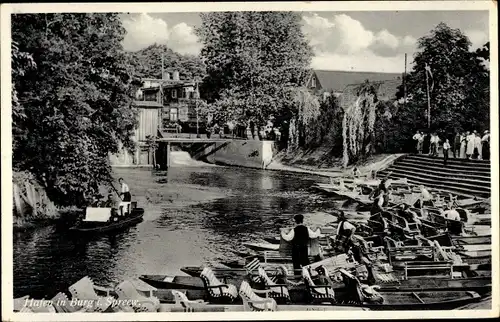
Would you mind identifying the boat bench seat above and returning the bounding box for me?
[83,208,111,222]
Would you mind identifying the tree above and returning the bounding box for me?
[126,44,206,80]
[400,23,489,137]
[196,12,312,129]
[12,13,140,207]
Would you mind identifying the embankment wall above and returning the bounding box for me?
[190,140,276,169]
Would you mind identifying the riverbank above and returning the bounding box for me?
[268,149,404,179]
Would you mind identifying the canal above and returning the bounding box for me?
[13,154,343,298]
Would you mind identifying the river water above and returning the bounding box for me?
[13,153,345,299]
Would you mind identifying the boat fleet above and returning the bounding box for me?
[15,175,491,312]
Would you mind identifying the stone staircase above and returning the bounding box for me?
[378,154,491,198]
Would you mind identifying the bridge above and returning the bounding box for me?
[146,136,239,169]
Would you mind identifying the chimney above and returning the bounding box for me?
[162,71,170,80]
[173,70,180,81]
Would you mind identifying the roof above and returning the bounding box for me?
[133,100,162,108]
[343,79,402,101]
[312,70,402,93]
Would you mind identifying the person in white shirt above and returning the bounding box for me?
[282,215,321,273]
[442,206,461,221]
[466,131,475,159]
[442,139,451,165]
[119,178,131,202]
[413,131,424,154]
[414,185,433,208]
[429,133,440,157]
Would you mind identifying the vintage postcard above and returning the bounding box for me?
[1,1,498,321]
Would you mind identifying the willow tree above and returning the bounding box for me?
[341,83,379,167]
[286,87,321,149]
[196,12,312,131]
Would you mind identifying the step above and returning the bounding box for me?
[395,160,490,178]
[380,173,489,199]
[381,168,490,192]
[407,153,491,165]
[378,171,490,198]
[390,165,491,185]
[401,157,491,173]
[405,155,491,169]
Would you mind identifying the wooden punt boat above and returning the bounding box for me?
[140,273,492,298]
[428,233,492,246]
[142,276,482,310]
[158,303,368,312]
[242,242,279,252]
[69,202,144,233]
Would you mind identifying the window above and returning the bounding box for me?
[311,76,316,88]
[171,89,177,98]
[169,108,178,121]
[144,92,157,102]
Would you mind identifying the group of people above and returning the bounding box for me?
[413,129,490,163]
[89,178,132,217]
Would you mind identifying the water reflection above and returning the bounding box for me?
[14,166,334,298]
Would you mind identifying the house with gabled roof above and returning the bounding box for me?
[306,69,403,100]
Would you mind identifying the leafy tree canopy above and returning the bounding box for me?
[126,43,206,81]
[12,13,140,206]
[196,12,312,126]
[399,23,489,137]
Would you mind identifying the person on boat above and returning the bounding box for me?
[281,214,321,274]
[335,211,357,254]
[481,130,490,160]
[398,203,421,226]
[352,167,362,178]
[369,179,389,201]
[119,178,131,202]
[370,188,389,216]
[314,266,335,287]
[442,205,461,221]
[413,185,433,208]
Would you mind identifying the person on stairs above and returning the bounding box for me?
[473,131,482,160]
[481,130,490,161]
[442,139,451,166]
[453,131,461,158]
[281,214,321,275]
[466,131,475,159]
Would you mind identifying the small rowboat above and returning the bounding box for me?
[69,202,144,233]
[139,275,205,290]
[242,242,279,252]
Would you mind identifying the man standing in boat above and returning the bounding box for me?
[281,214,321,274]
[119,178,131,202]
[335,211,357,254]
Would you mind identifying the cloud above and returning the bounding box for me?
[302,13,418,71]
[122,13,201,55]
[311,52,406,73]
[465,30,488,49]
[122,13,169,52]
[167,23,203,56]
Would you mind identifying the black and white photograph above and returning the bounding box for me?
[1,1,498,320]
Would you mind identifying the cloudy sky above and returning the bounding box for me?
[120,11,489,73]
